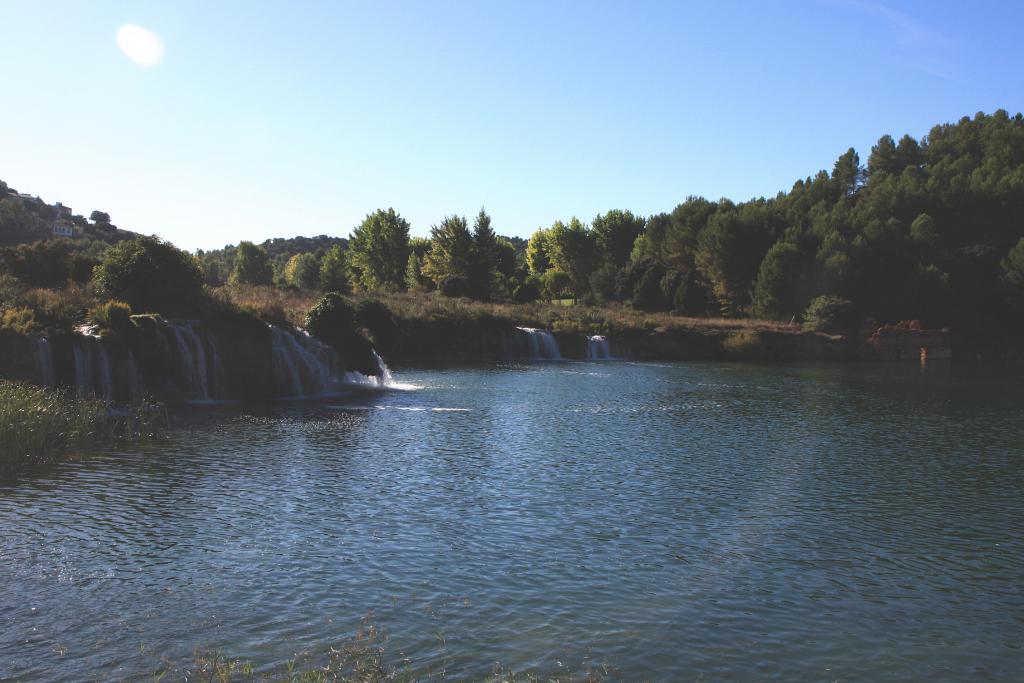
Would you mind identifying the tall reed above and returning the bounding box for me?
[0,380,155,470]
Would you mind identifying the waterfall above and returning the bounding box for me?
[35,338,56,389]
[72,338,93,398]
[70,333,116,400]
[269,326,333,397]
[94,342,113,400]
[509,327,562,360]
[341,350,408,389]
[170,322,210,400]
[586,335,615,360]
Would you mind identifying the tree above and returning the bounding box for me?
[422,214,473,288]
[526,228,550,274]
[545,217,597,299]
[404,252,429,292]
[803,295,857,333]
[1001,238,1024,312]
[283,252,321,289]
[751,241,803,320]
[867,135,898,177]
[467,207,500,299]
[92,236,205,315]
[89,210,111,224]
[346,208,410,291]
[319,244,349,293]
[230,241,273,286]
[832,148,865,197]
[541,270,572,300]
[592,209,645,268]
[633,266,667,311]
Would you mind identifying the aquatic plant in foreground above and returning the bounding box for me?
[0,380,158,470]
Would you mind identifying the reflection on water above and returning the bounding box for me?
[1,361,1022,681]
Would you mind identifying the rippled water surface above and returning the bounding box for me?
[2,361,1023,681]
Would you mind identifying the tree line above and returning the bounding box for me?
[5,110,1024,336]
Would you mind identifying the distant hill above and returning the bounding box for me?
[0,180,136,248]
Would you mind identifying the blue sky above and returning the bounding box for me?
[1,1,1021,251]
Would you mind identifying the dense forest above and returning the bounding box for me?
[3,111,1024,339]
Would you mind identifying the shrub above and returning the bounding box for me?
[0,307,39,334]
[305,293,376,374]
[803,295,857,333]
[355,300,400,351]
[93,237,205,316]
[88,300,133,332]
[513,280,541,303]
[438,275,469,298]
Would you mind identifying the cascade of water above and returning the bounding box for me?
[170,323,210,400]
[35,338,56,389]
[124,348,144,402]
[269,327,302,397]
[94,341,114,400]
[269,326,333,396]
[586,335,613,360]
[512,327,562,360]
[72,338,93,398]
[203,332,227,398]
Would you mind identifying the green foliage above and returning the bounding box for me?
[751,241,803,320]
[467,208,501,300]
[422,214,473,289]
[88,300,133,332]
[304,293,376,372]
[347,208,410,291]
[803,295,857,333]
[355,300,400,352]
[514,279,541,303]
[438,275,470,298]
[592,209,646,268]
[229,241,273,286]
[0,380,155,470]
[526,228,550,274]
[1001,237,1024,311]
[283,252,321,289]
[0,307,39,334]
[404,252,429,292]
[93,236,205,316]
[319,244,350,293]
[633,267,666,311]
[541,270,572,299]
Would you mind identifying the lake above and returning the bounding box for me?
[1,360,1022,681]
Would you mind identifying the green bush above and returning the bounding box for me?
[305,293,376,374]
[93,237,205,316]
[803,295,857,333]
[88,300,133,332]
[0,307,39,334]
[355,300,400,352]
[513,280,541,303]
[438,275,469,298]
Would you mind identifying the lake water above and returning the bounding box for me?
[1,361,1022,681]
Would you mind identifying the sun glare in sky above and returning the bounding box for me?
[116,23,164,68]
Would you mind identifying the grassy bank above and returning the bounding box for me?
[0,380,157,470]
[216,285,798,336]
